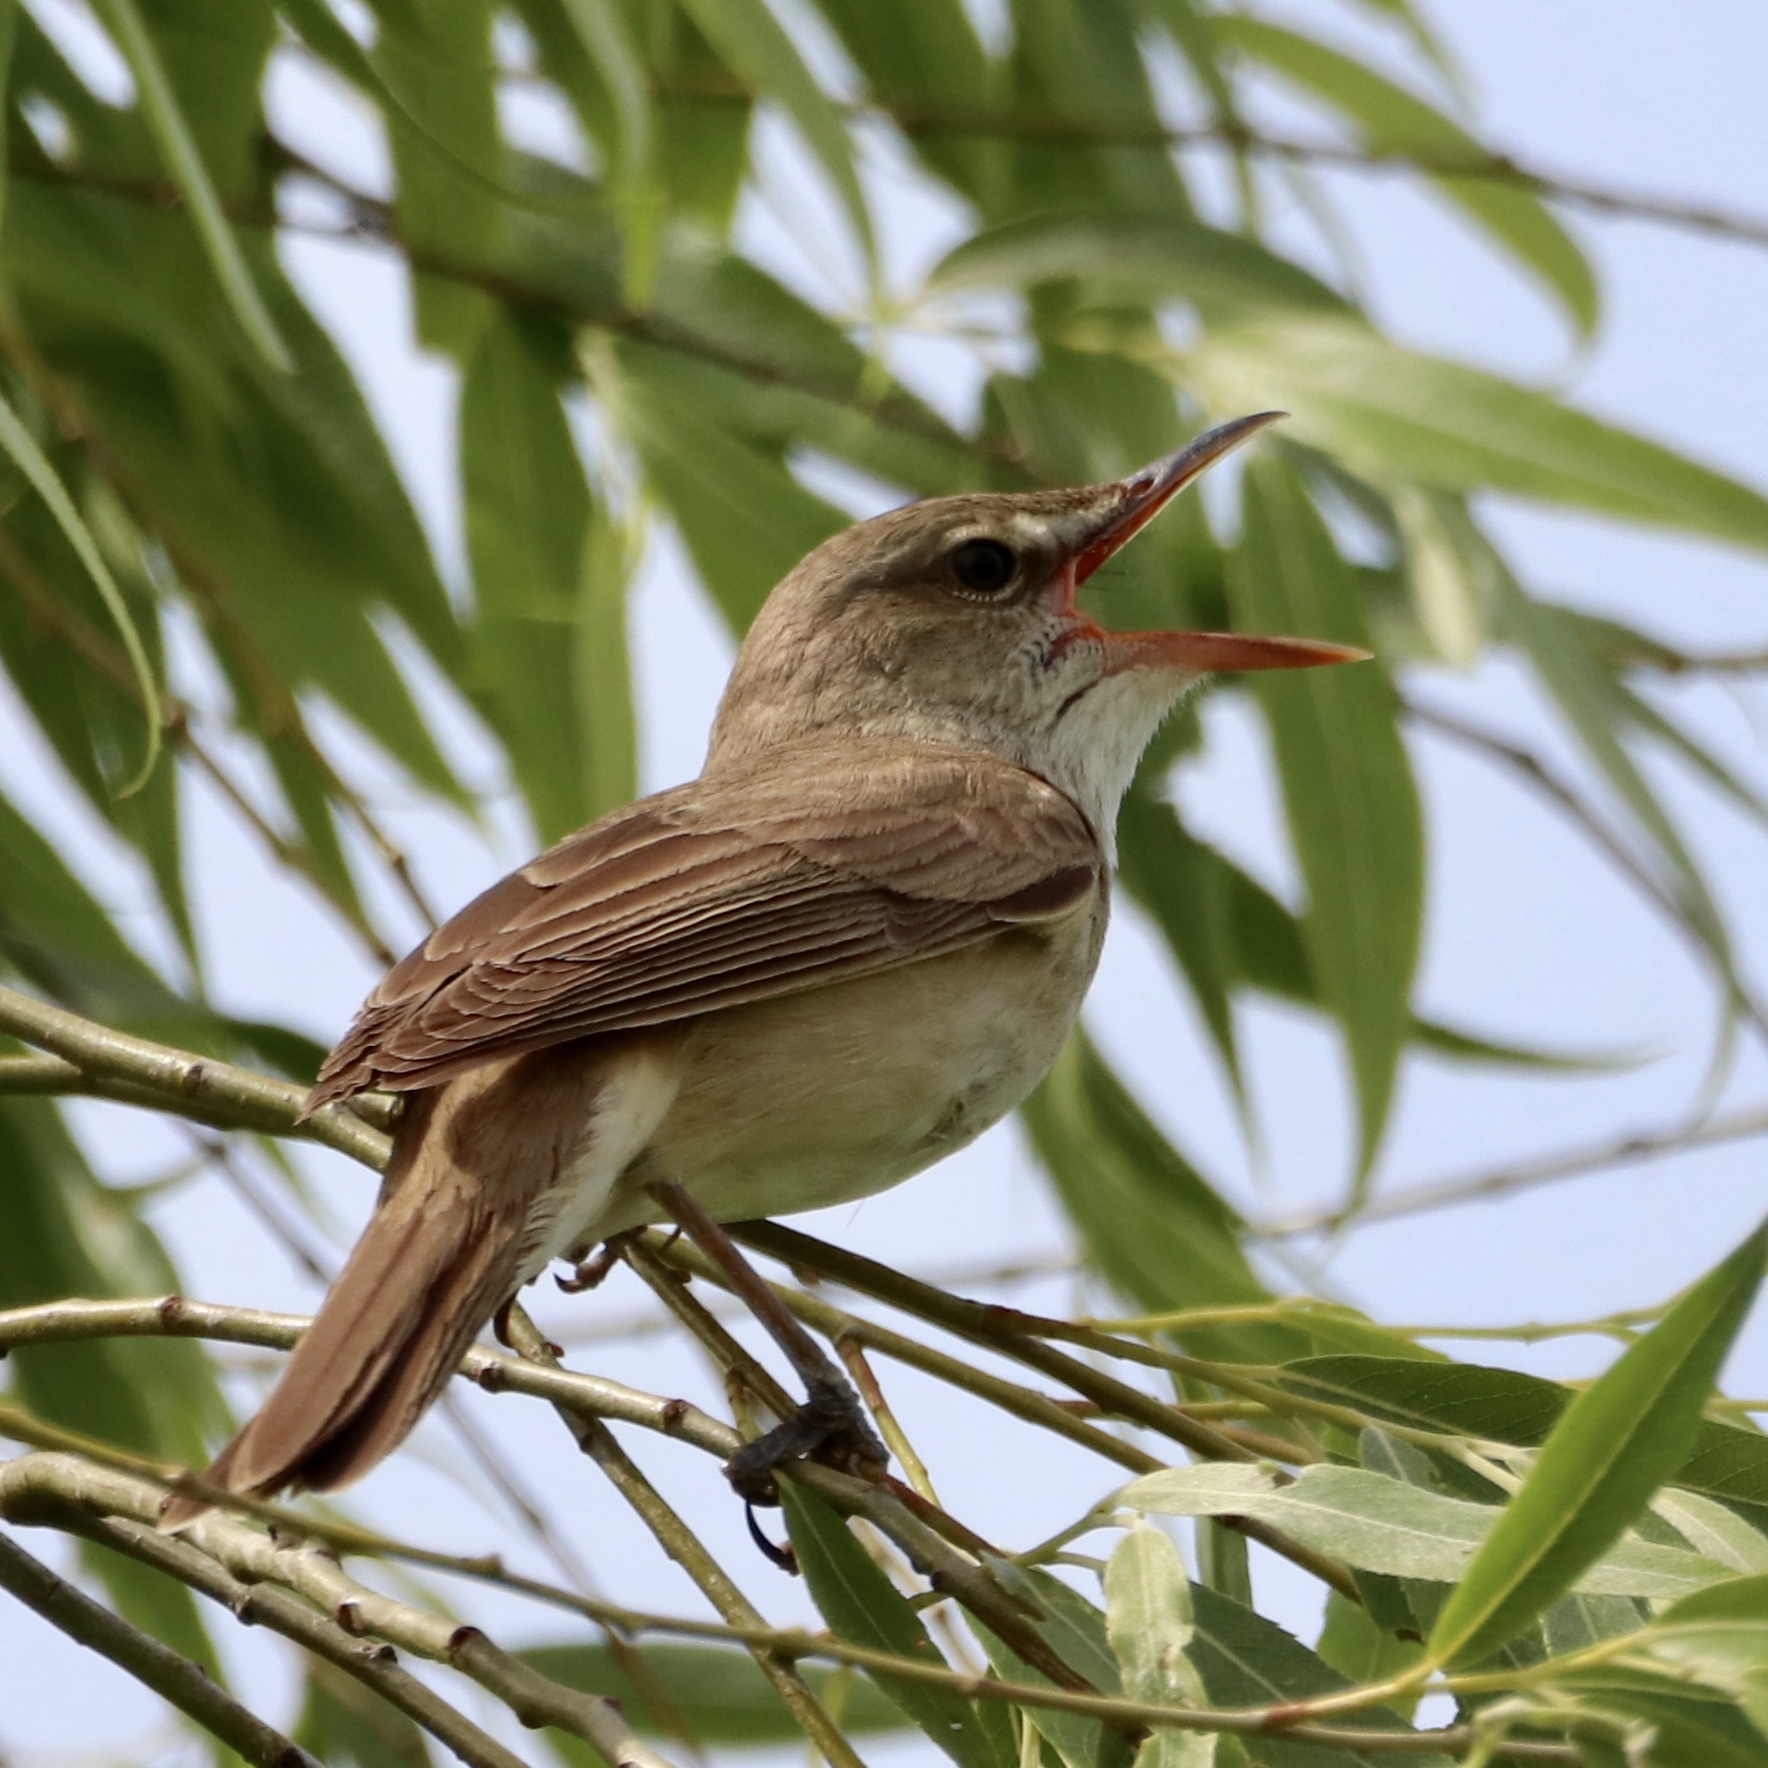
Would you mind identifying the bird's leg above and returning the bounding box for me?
[647,1179,888,1502]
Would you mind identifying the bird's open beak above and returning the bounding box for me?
[1062,412,1370,676]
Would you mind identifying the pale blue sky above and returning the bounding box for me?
[4,1,1768,1756]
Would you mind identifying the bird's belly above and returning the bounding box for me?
[602,913,1102,1232]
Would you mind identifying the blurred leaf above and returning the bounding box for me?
[1190,319,1768,552]
[1489,551,1736,977]
[780,1484,1010,1768]
[929,211,1349,314]
[1023,1033,1308,1366]
[0,0,15,236]
[1115,792,1241,1098]
[1388,486,1490,667]
[615,344,846,630]
[1314,1588,1423,1691]
[1118,799,1622,1079]
[374,0,500,353]
[0,1095,224,1661]
[461,310,602,840]
[1125,1463,1730,1598]
[0,482,195,960]
[520,1640,910,1747]
[1231,457,1423,1182]
[1215,19,1596,334]
[296,1657,434,1767]
[1004,0,1191,220]
[813,0,997,199]
[88,0,289,367]
[676,0,874,264]
[0,386,160,789]
[1105,1524,1216,1768]
[1427,1218,1768,1665]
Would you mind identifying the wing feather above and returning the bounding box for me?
[308,741,1098,1108]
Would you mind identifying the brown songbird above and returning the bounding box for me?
[167,411,1362,1522]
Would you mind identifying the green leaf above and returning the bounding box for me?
[0,387,160,791]
[1001,0,1192,221]
[1105,1525,1217,1768]
[1189,318,1768,553]
[1555,1667,1768,1768]
[779,1483,1010,1768]
[89,0,289,368]
[929,211,1349,314]
[1123,1463,1730,1598]
[1115,793,1243,1100]
[519,1640,910,1747]
[1230,457,1423,1181]
[972,1561,1126,1768]
[1214,19,1597,334]
[1426,1218,1768,1665]
[1184,1584,1450,1767]
[1645,1577,1768,1738]
[1281,1354,1768,1535]
[1651,1490,1768,1577]
[1023,1034,1308,1366]
[675,0,874,264]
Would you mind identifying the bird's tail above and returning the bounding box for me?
[162,1083,527,1528]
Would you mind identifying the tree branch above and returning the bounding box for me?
[0,1450,1578,1762]
[0,1525,321,1768]
[1,1453,678,1768]
[0,981,393,1165]
[0,1293,740,1461]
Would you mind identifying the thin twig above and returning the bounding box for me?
[0,1526,321,1768]
[0,982,393,1165]
[645,1232,1167,1476]
[644,76,1768,255]
[681,1229,1360,1602]
[1260,1104,1768,1236]
[499,1306,871,1768]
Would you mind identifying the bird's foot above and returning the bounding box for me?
[722,1370,889,1505]
[556,1244,620,1294]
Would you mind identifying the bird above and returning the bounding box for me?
[164,410,1362,1525]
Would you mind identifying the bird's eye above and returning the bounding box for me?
[949,538,1019,598]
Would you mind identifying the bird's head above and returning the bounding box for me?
[709,413,1365,837]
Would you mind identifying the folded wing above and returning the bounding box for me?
[309,740,1099,1109]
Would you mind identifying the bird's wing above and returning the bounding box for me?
[308,740,1099,1107]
